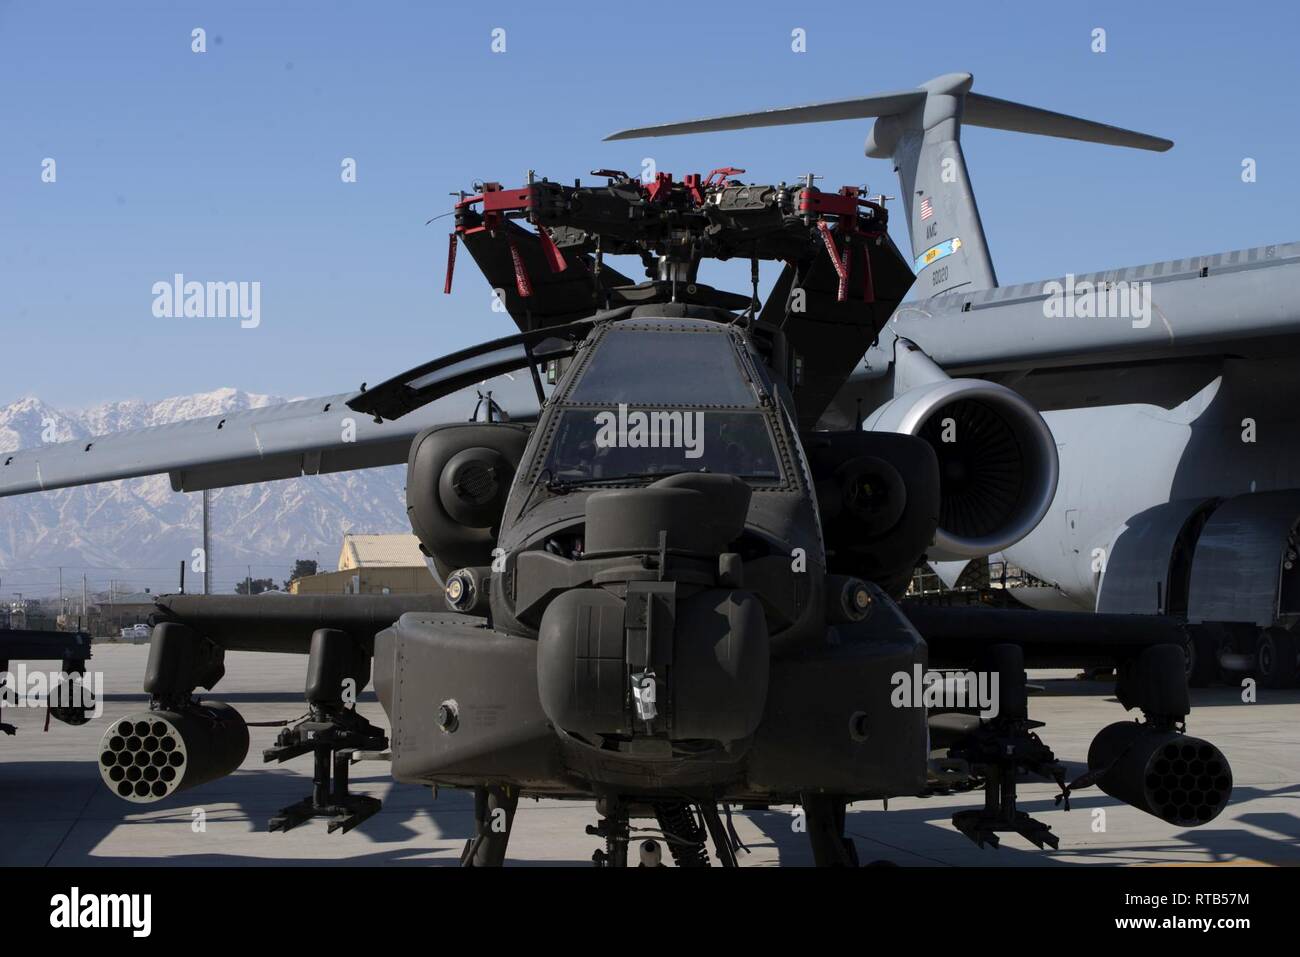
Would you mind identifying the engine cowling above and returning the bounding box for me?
[406,423,532,576]
[864,377,1058,561]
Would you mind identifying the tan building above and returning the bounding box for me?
[289,533,437,596]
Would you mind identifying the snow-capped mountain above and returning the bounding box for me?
[0,389,408,596]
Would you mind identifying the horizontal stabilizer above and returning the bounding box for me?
[605,89,925,140]
[963,93,1171,152]
[606,76,1171,153]
[606,73,1172,296]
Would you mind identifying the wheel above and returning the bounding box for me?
[1256,628,1298,689]
[802,794,860,867]
[1186,628,1223,688]
[461,786,516,867]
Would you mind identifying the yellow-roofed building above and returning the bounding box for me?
[289,533,437,595]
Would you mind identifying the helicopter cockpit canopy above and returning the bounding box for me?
[537,319,784,488]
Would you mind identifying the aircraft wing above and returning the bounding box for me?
[888,240,1300,372]
[835,240,1300,416]
[0,372,541,498]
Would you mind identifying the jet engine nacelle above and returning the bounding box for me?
[864,374,1058,561]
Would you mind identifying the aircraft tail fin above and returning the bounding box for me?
[606,73,1171,297]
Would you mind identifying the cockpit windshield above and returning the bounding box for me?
[566,325,761,407]
[537,322,783,487]
[542,408,781,484]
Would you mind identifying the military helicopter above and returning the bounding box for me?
[0,162,1231,865]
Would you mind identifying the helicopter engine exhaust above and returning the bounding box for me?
[98,701,248,803]
[1087,721,1232,826]
[865,370,1058,561]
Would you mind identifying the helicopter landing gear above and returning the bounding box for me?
[589,799,745,866]
[460,785,518,867]
[588,801,631,867]
[802,794,861,866]
[653,801,711,867]
[638,838,666,867]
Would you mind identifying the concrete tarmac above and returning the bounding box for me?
[2,643,1297,867]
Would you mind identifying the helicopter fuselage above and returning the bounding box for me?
[373,309,931,803]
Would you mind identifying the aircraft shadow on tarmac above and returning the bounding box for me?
[94,691,386,704]
[1033,681,1300,711]
[3,760,1296,867]
[751,784,1300,867]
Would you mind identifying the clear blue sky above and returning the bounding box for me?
[3,0,1297,407]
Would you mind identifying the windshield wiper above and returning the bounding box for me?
[544,468,709,495]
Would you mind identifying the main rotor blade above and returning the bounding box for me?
[347,319,593,421]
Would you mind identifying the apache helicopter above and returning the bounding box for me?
[608,72,1300,692]
[0,149,1232,865]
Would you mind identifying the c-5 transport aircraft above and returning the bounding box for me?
[610,72,1300,689]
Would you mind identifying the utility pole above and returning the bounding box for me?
[202,488,211,595]
[246,565,253,596]
[58,566,63,615]
[82,573,88,630]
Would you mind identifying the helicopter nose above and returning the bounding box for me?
[536,583,770,749]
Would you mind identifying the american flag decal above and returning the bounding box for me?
[919,196,934,221]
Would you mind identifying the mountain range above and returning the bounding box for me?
[0,388,408,598]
